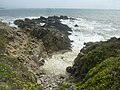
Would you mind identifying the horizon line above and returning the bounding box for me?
[2,7,120,10]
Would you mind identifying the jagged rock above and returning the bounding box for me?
[14,19,25,27]
[60,15,68,20]
[14,16,72,35]
[30,27,50,39]
[46,21,72,35]
[74,24,79,27]
[43,29,71,53]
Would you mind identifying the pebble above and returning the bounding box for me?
[37,79,42,85]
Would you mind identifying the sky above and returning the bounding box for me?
[0,0,120,9]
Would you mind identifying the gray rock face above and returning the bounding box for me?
[32,48,41,65]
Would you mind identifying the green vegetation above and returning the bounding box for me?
[0,56,41,90]
[69,37,120,89]
[61,82,70,90]
[77,57,120,90]
[74,43,117,81]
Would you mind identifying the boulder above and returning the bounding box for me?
[60,15,68,20]
[43,29,71,53]
[14,19,25,27]
[30,26,50,39]
[74,24,79,27]
[66,66,75,74]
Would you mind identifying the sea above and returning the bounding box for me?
[0,8,120,75]
[0,8,120,39]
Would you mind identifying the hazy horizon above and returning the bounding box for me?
[0,0,120,9]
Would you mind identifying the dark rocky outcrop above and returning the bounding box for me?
[43,29,71,53]
[67,37,120,89]
[14,16,72,35]
[45,21,71,35]
[14,19,25,28]
[14,16,72,53]
[74,24,79,27]
[30,27,50,39]
[60,15,69,20]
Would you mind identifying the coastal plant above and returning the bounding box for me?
[77,57,120,90]
[67,37,120,89]
[73,44,117,81]
[0,55,42,90]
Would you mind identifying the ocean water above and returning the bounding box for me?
[0,8,120,75]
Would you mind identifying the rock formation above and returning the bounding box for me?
[67,37,120,89]
[14,16,72,54]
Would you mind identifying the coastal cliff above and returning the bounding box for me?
[0,15,120,90]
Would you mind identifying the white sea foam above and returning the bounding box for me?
[41,17,120,75]
[0,16,46,27]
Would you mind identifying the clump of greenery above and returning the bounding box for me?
[77,57,120,90]
[67,37,120,89]
[73,44,117,81]
[61,82,70,90]
[0,56,42,90]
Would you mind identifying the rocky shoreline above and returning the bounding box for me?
[0,15,120,90]
[14,16,72,54]
[0,16,76,90]
[67,37,120,89]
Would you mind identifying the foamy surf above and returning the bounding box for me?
[41,17,120,75]
[41,50,79,75]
